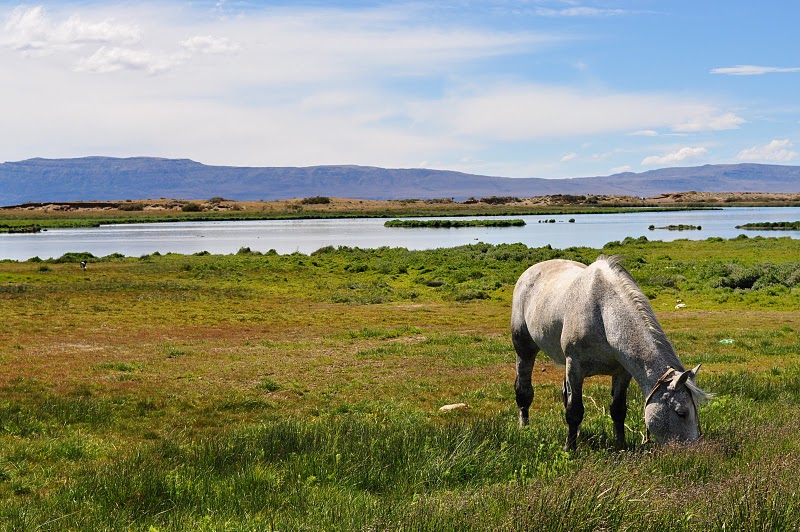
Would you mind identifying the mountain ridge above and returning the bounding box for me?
[2,157,799,205]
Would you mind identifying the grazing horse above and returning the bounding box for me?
[511,256,710,450]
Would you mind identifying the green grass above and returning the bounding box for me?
[1,236,800,529]
[384,218,526,228]
[649,224,702,231]
[736,221,800,230]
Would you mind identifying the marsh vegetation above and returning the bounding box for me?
[1,237,800,529]
[737,221,800,230]
[384,219,526,228]
[649,224,702,231]
[0,196,711,233]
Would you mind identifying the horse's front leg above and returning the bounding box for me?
[610,373,632,449]
[562,359,584,451]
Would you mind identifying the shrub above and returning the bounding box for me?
[478,196,522,205]
[257,378,281,392]
[300,196,332,205]
[311,246,338,255]
[452,289,489,302]
[424,198,454,204]
[237,247,261,255]
[118,202,144,211]
[52,252,97,264]
[713,263,800,290]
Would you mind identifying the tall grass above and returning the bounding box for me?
[4,381,800,530]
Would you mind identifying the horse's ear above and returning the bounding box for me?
[670,370,691,390]
[689,364,701,379]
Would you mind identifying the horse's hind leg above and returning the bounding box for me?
[512,323,539,426]
[563,359,585,452]
[610,373,632,449]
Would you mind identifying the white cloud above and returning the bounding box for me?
[226,9,556,84]
[560,152,577,162]
[641,147,708,166]
[181,35,240,54]
[711,65,800,76]
[673,112,745,132]
[73,35,243,75]
[610,165,632,174]
[410,84,744,140]
[76,36,240,75]
[629,129,658,136]
[3,5,557,79]
[1,6,139,53]
[592,150,621,160]
[76,46,186,74]
[2,6,244,75]
[59,14,140,46]
[736,139,798,162]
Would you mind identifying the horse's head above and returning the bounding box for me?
[644,365,708,444]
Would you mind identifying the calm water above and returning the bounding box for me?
[1,207,799,261]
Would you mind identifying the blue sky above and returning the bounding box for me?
[1,1,799,178]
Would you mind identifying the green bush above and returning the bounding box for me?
[118,202,144,211]
[51,252,97,264]
[300,196,332,205]
[714,263,800,290]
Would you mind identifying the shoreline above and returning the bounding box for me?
[2,191,799,233]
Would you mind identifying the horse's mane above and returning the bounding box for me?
[685,379,714,404]
[595,255,672,348]
[596,255,712,404]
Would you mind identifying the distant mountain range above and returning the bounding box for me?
[2,157,800,205]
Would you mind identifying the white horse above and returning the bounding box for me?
[511,256,710,450]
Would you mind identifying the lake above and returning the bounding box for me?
[1,207,799,261]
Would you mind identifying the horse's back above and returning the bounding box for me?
[512,259,589,364]
[512,259,587,305]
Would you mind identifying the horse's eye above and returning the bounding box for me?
[676,409,688,418]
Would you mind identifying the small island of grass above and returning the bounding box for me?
[385,218,526,228]
[736,221,800,230]
[0,223,43,233]
[648,224,702,231]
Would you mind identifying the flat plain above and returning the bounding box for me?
[1,234,799,530]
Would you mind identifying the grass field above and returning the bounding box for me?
[1,236,800,530]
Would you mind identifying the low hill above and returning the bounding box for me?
[2,157,799,205]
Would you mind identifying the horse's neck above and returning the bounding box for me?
[602,289,683,396]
